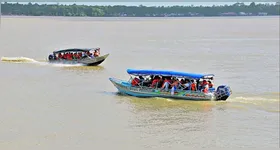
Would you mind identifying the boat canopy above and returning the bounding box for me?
[53,48,99,54]
[127,69,214,79]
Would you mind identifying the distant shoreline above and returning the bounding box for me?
[1,2,279,17]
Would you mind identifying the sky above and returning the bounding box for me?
[1,2,277,6]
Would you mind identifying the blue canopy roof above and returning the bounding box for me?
[127,69,214,79]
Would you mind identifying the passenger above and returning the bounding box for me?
[67,53,72,60]
[197,80,203,91]
[71,53,74,59]
[90,52,95,58]
[74,53,79,60]
[208,81,214,88]
[170,79,180,93]
[139,76,144,82]
[137,76,144,86]
[202,80,208,86]
[161,77,172,91]
[150,76,160,88]
[183,79,191,90]
[94,49,100,57]
[62,53,66,59]
[86,51,91,57]
[131,77,140,86]
[82,52,86,58]
[58,53,62,59]
[157,77,164,88]
[145,75,154,86]
[180,79,185,84]
[190,80,197,91]
[202,81,209,93]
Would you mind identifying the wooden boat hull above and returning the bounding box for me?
[109,78,221,101]
[48,53,109,66]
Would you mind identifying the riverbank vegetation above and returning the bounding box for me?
[1,2,279,17]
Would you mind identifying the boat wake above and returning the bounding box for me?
[227,94,279,112]
[228,92,279,103]
[1,56,85,67]
[1,56,39,63]
[229,96,279,105]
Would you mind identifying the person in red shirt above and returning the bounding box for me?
[150,76,160,88]
[131,77,140,86]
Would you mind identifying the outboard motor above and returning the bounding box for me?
[215,85,232,101]
[48,54,54,61]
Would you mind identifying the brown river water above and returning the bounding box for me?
[0,16,279,149]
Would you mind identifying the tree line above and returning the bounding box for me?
[1,2,279,17]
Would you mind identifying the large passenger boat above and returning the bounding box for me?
[47,48,109,66]
[109,69,232,101]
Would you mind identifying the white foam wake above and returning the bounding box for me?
[1,56,84,67]
[1,56,39,63]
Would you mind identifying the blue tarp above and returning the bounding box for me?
[127,69,214,79]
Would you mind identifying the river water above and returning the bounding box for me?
[0,16,279,149]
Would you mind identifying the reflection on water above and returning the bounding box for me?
[112,92,226,112]
[111,91,279,114]
[58,65,106,77]
[60,65,105,71]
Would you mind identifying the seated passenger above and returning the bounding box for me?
[208,81,214,88]
[62,53,66,59]
[58,53,62,59]
[202,83,209,93]
[190,80,197,91]
[197,81,203,91]
[157,77,164,88]
[94,49,100,57]
[82,52,86,58]
[183,79,191,90]
[86,51,91,57]
[150,76,160,88]
[71,53,75,59]
[69,53,73,60]
[131,77,140,86]
[180,79,185,84]
[78,52,82,58]
[161,77,171,91]
[139,76,144,82]
[170,79,180,93]
[201,80,209,93]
